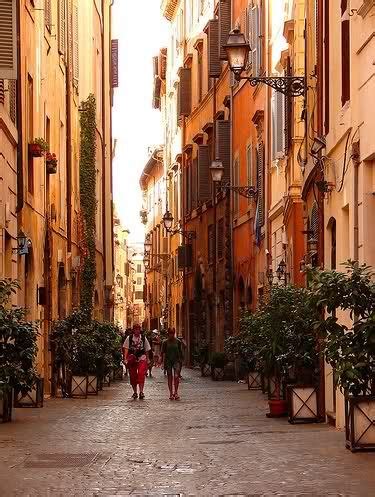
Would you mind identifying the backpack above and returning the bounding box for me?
[129,334,146,358]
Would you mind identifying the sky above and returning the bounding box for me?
[112,1,169,244]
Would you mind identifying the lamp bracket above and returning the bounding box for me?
[237,75,306,97]
[217,182,257,199]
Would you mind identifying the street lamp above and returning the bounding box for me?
[224,29,306,97]
[209,159,257,199]
[276,260,287,280]
[162,210,196,240]
[310,136,326,156]
[144,234,152,254]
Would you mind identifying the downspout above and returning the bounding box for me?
[16,0,23,212]
[101,0,108,317]
[352,141,360,262]
[110,0,115,278]
[66,4,72,251]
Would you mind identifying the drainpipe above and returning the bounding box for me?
[16,0,23,213]
[66,4,72,252]
[352,141,360,262]
[110,0,115,280]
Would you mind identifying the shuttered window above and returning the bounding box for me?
[0,79,4,104]
[45,0,52,30]
[178,68,191,116]
[341,1,350,106]
[256,143,265,226]
[197,144,211,204]
[0,0,17,80]
[208,224,214,263]
[217,218,224,259]
[207,19,221,78]
[246,144,253,204]
[284,59,292,154]
[272,90,285,160]
[248,2,262,77]
[215,120,230,183]
[219,0,231,61]
[233,157,239,214]
[58,0,66,55]
[72,1,79,85]
[191,157,198,210]
[9,79,16,123]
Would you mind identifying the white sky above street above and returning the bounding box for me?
[112,1,168,244]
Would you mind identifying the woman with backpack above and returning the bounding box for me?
[123,324,151,400]
[160,327,184,400]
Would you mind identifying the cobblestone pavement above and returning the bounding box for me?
[0,369,374,497]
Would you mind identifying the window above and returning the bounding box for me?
[0,0,17,80]
[137,264,142,273]
[272,90,285,160]
[135,291,143,300]
[27,75,34,194]
[44,0,52,31]
[137,277,142,286]
[58,0,66,55]
[72,1,79,86]
[208,224,214,263]
[218,218,224,259]
[341,0,350,106]
[197,51,203,103]
[246,144,253,204]
[328,217,336,270]
[233,157,240,214]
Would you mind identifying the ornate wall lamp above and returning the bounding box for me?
[224,29,306,97]
[162,210,196,241]
[209,159,257,198]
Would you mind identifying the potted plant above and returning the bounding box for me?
[310,261,375,450]
[50,308,89,398]
[210,352,228,381]
[92,321,122,390]
[254,285,320,418]
[46,152,58,174]
[0,279,39,421]
[28,137,49,157]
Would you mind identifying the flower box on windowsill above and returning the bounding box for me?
[345,395,375,452]
[14,377,44,408]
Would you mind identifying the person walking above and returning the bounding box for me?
[123,324,151,400]
[160,327,184,400]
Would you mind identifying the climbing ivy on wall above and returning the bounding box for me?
[79,94,97,317]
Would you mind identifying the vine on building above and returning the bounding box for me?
[79,94,97,317]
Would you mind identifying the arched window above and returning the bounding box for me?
[327,217,337,270]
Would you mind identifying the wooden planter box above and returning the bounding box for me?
[224,362,236,381]
[211,367,225,381]
[87,375,98,396]
[70,375,88,398]
[14,378,44,408]
[247,371,263,390]
[287,384,322,424]
[113,366,124,381]
[345,395,375,452]
[101,373,111,387]
[200,363,211,377]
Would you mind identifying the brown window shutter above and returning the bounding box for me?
[178,68,191,117]
[341,19,350,106]
[256,143,265,226]
[208,224,214,263]
[45,0,52,29]
[0,79,4,104]
[58,0,66,55]
[197,144,210,203]
[72,1,79,84]
[192,157,198,209]
[217,218,224,259]
[215,120,230,183]
[0,0,17,80]
[208,19,221,78]
[219,0,231,61]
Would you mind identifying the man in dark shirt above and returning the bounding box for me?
[160,328,184,400]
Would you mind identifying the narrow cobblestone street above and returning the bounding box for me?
[0,369,374,497]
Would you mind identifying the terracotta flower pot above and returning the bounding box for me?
[267,399,288,418]
[28,143,43,157]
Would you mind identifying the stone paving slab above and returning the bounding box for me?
[0,369,374,496]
